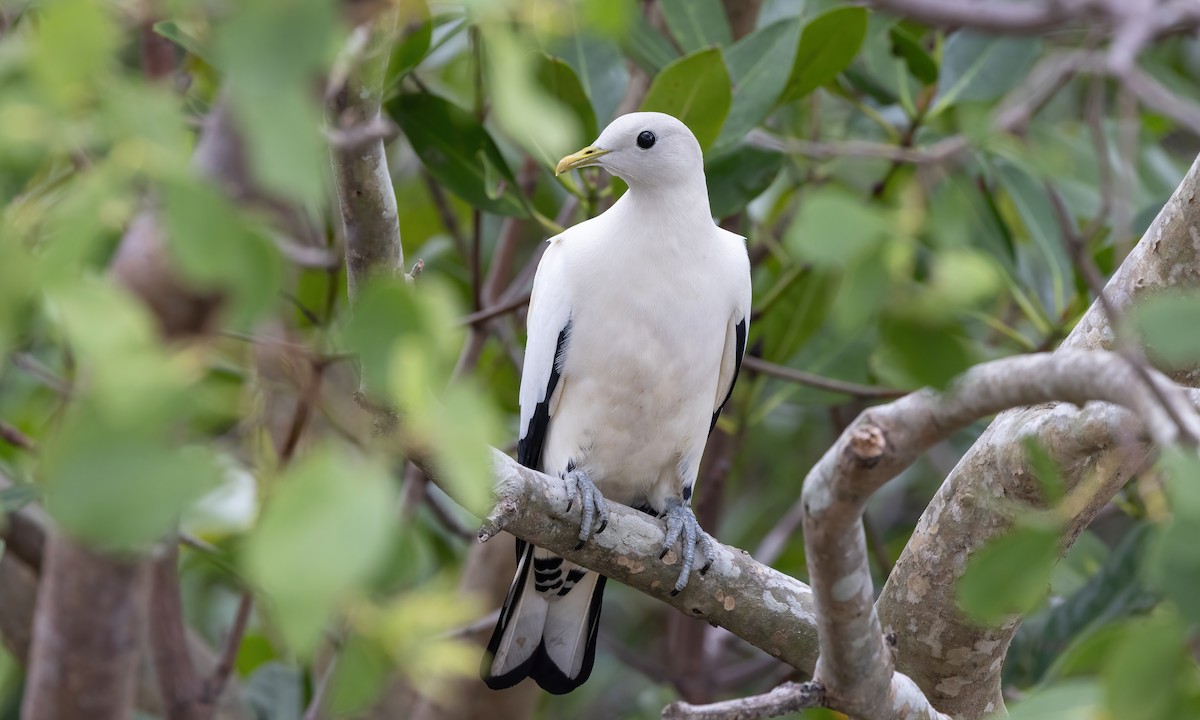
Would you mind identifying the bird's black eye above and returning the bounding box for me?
[636,130,656,149]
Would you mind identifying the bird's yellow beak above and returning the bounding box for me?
[556,146,610,176]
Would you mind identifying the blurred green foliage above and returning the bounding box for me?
[1,0,1200,718]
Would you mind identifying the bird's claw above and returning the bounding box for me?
[660,497,714,596]
[563,469,608,550]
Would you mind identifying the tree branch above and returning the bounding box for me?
[800,351,1197,720]
[475,448,822,674]
[863,0,1104,34]
[20,535,150,720]
[877,152,1200,718]
[327,17,402,300]
[662,680,824,720]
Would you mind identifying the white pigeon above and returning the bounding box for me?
[482,112,751,694]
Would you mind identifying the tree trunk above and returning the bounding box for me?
[20,534,149,720]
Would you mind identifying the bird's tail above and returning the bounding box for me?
[482,541,606,694]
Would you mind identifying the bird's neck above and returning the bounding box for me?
[620,172,714,229]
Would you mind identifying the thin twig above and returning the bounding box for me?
[202,591,253,705]
[742,356,905,399]
[457,291,532,327]
[301,653,338,720]
[11,354,71,396]
[0,420,36,453]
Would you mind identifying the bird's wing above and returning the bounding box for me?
[518,237,572,471]
[710,248,752,433]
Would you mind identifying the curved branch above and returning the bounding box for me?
[801,351,1199,720]
[877,151,1200,718]
[476,449,821,674]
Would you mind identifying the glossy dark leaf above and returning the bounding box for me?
[659,0,732,52]
[934,31,1042,112]
[705,144,784,218]
[536,53,598,142]
[888,24,937,84]
[781,6,868,102]
[389,92,528,217]
[716,19,801,148]
[1005,524,1157,688]
[621,11,678,74]
[641,47,731,151]
[384,0,432,86]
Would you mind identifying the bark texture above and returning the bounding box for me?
[328,19,403,300]
[20,536,149,720]
[878,153,1200,717]
[481,449,822,673]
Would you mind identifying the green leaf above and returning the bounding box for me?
[621,11,679,75]
[536,53,598,145]
[715,19,801,149]
[933,31,1042,114]
[390,92,528,217]
[162,178,284,330]
[1006,524,1157,688]
[876,315,975,390]
[993,160,1073,318]
[888,25,937,85]
[780,7,868,103]
[640,47,731,151]
[1129,290,1200,370]
[340,276,464,400]
[1148,452,1200,624]
[30,0,119,109]
[327,634,393,716]
[1103,612,1198,720]
[484,25,580,162]
[1006,679,1102,720]
[44,420,221,552]
[784,187,890,269]
[244,662,303,720]
[213,0,335,207]
[385,0,432,85]
[705,144,784,218]
[659,0,732,53]
[0,483,38,513]
[541,33,629,123]
[1023,437,1065,505]
[153,20,214,66]
[957,524,1060,625]
[243,445,397,657]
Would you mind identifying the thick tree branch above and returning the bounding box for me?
[662,680,824,720]
[327,17,403,300]
[477,448,822,673]
[801,351,1197,720]
[878,152,1200,717]
[20,536,149,720]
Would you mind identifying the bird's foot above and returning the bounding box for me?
[563,468,609,550]
[659,497,715,596]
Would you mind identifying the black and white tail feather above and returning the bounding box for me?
[482,540,606,694]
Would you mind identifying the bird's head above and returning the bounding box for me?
[555,112,703,190]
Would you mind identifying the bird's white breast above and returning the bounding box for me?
[539,204,744,510]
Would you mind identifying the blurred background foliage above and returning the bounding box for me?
[1,0,1200,718]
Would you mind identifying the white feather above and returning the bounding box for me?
[542,569,600,678]
[488,548,548,676]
